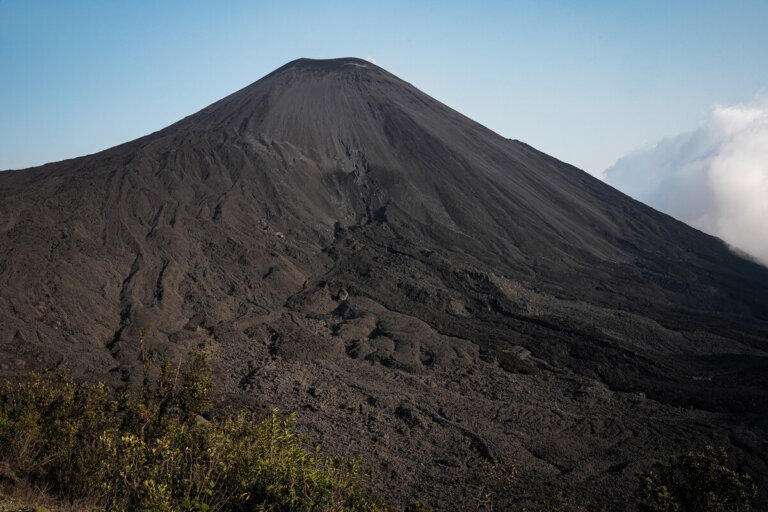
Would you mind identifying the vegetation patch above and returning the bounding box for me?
[0,345,386,512]
[637,445,758,512]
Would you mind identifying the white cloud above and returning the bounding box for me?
[365,55,377,64]
[603,98,768,265]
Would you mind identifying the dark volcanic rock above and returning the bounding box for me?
[1,57,767,510]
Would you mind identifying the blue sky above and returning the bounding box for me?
[2,1,768,176]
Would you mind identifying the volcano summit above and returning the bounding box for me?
[1,57,767,509]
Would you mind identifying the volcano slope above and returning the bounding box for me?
[1,57,767,509]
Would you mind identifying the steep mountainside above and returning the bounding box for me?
[1,58,767,509]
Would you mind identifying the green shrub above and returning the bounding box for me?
[637,446,758,512]
[177,349,214,421]
[466,459,518,511]
[0,348,387,512]
[404,501,433,512]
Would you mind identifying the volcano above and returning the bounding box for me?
[1,57,767,509]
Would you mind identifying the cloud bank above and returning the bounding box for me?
[603,99,768,265]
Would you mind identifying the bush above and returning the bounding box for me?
[404,501,433,512]
[0,348,387,512]
[637,445,758,512]
[466,459,518,511]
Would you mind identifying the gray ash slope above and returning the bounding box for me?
[1,57,767,509]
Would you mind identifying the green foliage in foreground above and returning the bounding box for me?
[0,348,386,512]
[637,445,758,512]
[466,459,519,511]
